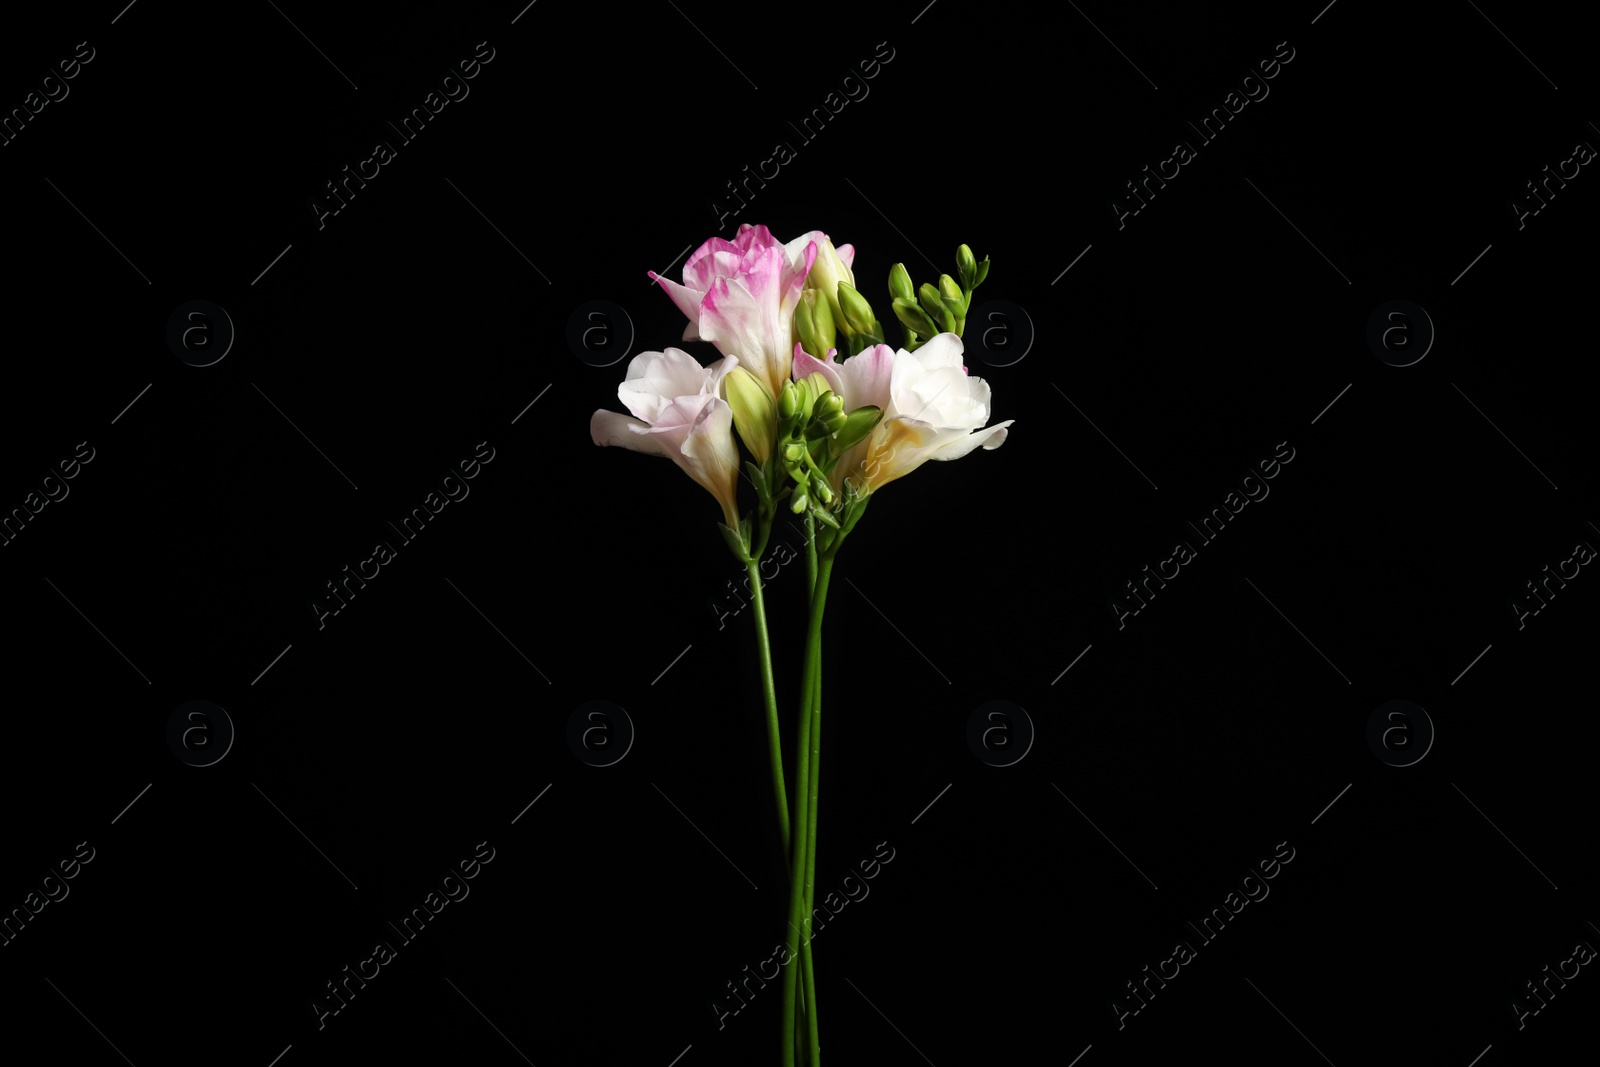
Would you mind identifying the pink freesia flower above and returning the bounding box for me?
[590,348,742,527]
[649,224,851,401]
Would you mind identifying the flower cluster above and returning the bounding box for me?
[588,223,1014,1067]
[591,223,1013,541]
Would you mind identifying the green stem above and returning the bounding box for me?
[745,555,790,871]
[804,513,817,599]
[799,600,824,1066]
[796,548,839,1066]
[791,644,818,1065]
[782,551,835,1067]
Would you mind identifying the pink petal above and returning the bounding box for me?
[793,345,844,396]
[650,271,706,327]
[837,343,895,412]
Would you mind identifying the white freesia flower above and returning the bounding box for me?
[590,348,742,526]
[829,333,1011,495]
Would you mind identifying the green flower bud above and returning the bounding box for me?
[938,274,962,302]
[974,255,991,287]
[956,245,978,291]
[888,262,915,304]
[795,292,820,356]
[808,288,836,355]
[784,441,806,463]
[811,504,841,529]
[892,297,938,340]
[778,379,799,421]
[829,405,882,454]
[790,485,809,513]
[836,282,877,337]
[918,282,944,321]
[800,373,829,419]
[723,366,777,464]
[940,295,966,336]
[810,471,835,506]
[804,237,856,333]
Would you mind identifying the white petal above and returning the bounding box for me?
[590,410,670,457]
[910,333,965,373]
[927,420,1012,462]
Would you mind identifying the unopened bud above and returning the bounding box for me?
[809,288,836,354]
[956,245,978,290]
[888,262,915,304]
[837,282,877,336]
[893,297,938,340]
[723,366,777,464]
[795,293,820,355]
[830,405,882,454]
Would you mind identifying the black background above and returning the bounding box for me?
[1,1,1595,1065]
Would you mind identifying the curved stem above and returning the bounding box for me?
[746,556,790,870]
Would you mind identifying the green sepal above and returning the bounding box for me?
[718,519,752,562]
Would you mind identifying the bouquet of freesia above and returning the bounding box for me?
[591,223,1013,1065]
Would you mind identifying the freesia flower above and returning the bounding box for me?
[649,224,848,401]
[590,348,742,527]
[795,333,1010,497]
[791,341,893,498]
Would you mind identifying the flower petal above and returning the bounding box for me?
[590,410,670,457]
[649,272,707,332]
[837,343,895,412]
[792,344,844,396]
[926,419,1013,462]
[617,348,711,424]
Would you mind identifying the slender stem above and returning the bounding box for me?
[781,551,834,1067]
[796,550,837,1066]
[799,602,824,1066]
[804,512,817,599]
[746,556,790,870]
[791,642,818,1065]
